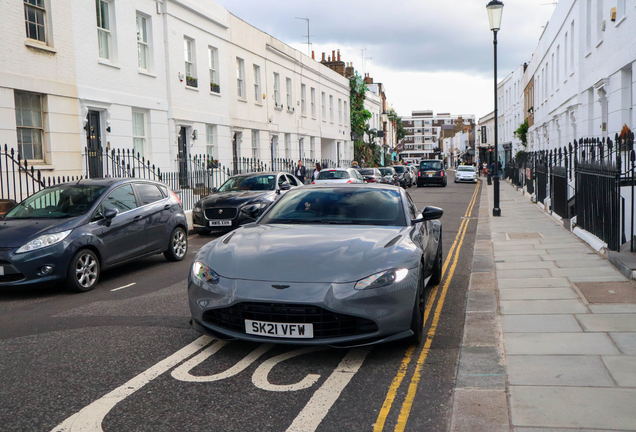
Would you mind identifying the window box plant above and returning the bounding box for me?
[210,83,220,93]
[186,76,198,87]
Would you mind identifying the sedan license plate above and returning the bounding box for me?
[245,319,314,338]
[426,171,434,177]
[210,220,232,227]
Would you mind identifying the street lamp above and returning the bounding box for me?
[487,0,503,216]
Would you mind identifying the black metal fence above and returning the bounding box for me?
[503,133,636,252]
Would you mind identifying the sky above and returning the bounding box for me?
[214,0,556,121]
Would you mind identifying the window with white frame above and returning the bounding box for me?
[286,78,292,109]
[310,88,316,118]
[184,37,196,82]
[617,0,626,21]
[136,14,150,71]
[310,136,315,159]
[253,64,261,102]
[96,0,112,60]
[284,133,291,159]
[338,98,342,124]
[564,33,568,77]
[14,91,44,160]
[299,137,304,159]
[209,47,219,92]
[132,111,146,156]
[273,73,281,106]
[596,0,604,43]
[570,21,575,72]
[24,0,47,43]
[329,95,333,122]
[236,57,245,99]
[206,124,216,158]
[344,101,348,125]
[251,129,259,159]
[585,0,592,51]
[301,84,306,116]
[321,92,326,120]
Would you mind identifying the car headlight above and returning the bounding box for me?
[193,202,202,212]
[15,230,72,254]
[242,202,267,215]
[192,261,220,284]
[355,268,409,290]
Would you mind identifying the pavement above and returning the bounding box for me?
[451,179,636,432]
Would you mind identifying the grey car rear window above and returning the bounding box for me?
[420,161,442,170]
[317,170,350,180]
[136,183,164,205]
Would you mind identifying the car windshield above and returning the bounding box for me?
[359,169,376,175]
[393,166,406,173]
[458,166,476,172]
[4,184,107,219]
[260,187,406,226]
[317,170,350,180]
[218,175,276,192]
[420,161,443,170]
[379,168,396,176]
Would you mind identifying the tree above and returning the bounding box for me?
[387,108,406,142]
[515,118,529,147]
[349,73,375,165]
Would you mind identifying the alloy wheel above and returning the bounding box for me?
[75,253,98,288]
[172,230,187,259]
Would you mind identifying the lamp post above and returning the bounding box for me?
[487,0,503,216]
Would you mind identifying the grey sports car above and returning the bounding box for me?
[188,184,443,347]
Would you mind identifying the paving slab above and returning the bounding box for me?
[567,275,627,283]
[509,386,636,430]
[504,333,620,355]
[589,304,636,313]
[576,314,636,332]
[451,389,510,432]
[533,243,587,250]
[575,282,636,304]
[495,249,544,256]
[554,259,606,268]
[467,291,497,312]
[500,300,588,315]
[494,255,542,263]
[497,269,552,279]
[545,248,595,255]
[610,332,636,355]
[602,356,636,387]
[502,314,582,333]
[496,262,557,270]
[550,267,623,277]
[540,253,601,261]
[515,428,626,432]
[498,288,579,300]
[507,355,614,386]
[455,346,506,389]
[498,277,571,288]
[463,313,500,346]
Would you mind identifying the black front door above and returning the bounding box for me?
[232,132,239,175]
[86,111,103,178]
[178,127,188,188]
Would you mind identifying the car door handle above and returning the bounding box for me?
[134,215,142,221]
[164,204,170,210]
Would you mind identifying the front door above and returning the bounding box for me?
[178,127,188,188]
[86,111,103,178]
[232,132,239,174]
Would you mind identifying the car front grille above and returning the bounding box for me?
[202,302,378,339]
[204,207,238,219]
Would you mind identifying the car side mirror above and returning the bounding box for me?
[103,208,118,225]
[211,187,218,193]
[412,206,443,224]
[279,182,291,191]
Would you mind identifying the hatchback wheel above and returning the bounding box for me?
[408,267,429,345]
[66,249,100,293]
[165,227,188,262]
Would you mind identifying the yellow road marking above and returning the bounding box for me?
[373,184,480,432]
[394,182,479,432]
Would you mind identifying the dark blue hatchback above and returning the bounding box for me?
[0,178,188,292]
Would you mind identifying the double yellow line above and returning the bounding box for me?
[373,182,481,432]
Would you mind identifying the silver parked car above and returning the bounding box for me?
[312,168,365,184]
[188,184,443,347]
[454,165,478,183]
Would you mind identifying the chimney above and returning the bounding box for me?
[523,62,528,72]
[312,51,315,60]
[322,52,325,62]
[332,50,335,61]
[328,56,331,62]
[337,50,341,61]
[345,62,355,79]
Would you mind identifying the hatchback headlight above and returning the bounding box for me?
[15,230,72,254]
[355,268,409,290]
[192,261,220,284]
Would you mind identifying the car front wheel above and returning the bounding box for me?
[408,267,429,345]
[164,227,188,262]
[66,249,100,293]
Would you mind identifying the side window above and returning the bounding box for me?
[285,174,298,186]
[103,185,138,213]
[136,183,164,205]
[278,175,287,186]
[406,193,418,220]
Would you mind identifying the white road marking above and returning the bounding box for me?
[110,283,136,292]
[252,346,330,392]
[171,342,273,382]
[50,336,213,432]
[285,346,373,432]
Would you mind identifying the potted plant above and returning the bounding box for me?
[186,76,198,87]
[210,82,220,93]
[207,158,219,169]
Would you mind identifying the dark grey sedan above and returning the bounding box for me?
[188,184,443,347]
[0,178,188,292]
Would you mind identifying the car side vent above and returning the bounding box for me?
[384,235,401,248]
[222,232,235,244]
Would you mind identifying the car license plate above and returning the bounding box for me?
[0,266,3,276]
[245,319,314,338]
[210,220,232,227]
